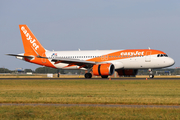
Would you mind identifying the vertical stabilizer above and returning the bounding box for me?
[19,25,46,56]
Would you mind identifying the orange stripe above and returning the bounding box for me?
[63,64,76,68]
[78,65,86,69]
[24,54,56,68]
[55,61,62,64]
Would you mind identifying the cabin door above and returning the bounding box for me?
[145,51,151,62]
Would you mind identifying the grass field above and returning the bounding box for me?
[0,106,180,120]
[0,79,180,105]
[1,79,180,119]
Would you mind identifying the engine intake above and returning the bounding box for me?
[93,63,115,76]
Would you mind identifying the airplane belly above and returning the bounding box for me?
[53,63,79,69]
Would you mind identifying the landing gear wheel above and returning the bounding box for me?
[149,74,154,79]
[101,75,108,78]
[148,69,154,79]
[85,73,92,78]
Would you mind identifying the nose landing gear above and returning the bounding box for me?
[148,69,154,78]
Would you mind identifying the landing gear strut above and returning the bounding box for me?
[84,68,92,78]
[57,69,60,78]
[148,69,154,78]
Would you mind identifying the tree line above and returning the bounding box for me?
[1,67,180,75]
[0,67,85,75]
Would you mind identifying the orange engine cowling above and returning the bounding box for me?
[93,63,115,76]
[116,69,138,77]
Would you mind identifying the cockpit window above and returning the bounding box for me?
[157,54,168,57]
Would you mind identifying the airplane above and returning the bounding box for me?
[7,25,175,78]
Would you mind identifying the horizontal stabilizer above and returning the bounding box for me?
[6,54,34,59]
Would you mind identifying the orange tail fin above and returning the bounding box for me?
[19,25,46,56]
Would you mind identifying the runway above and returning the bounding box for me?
[0,77,180,80]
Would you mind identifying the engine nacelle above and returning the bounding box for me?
[93,63,115,76]
[116,69,138,77]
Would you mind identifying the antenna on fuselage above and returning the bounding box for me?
[148,47,151,50]
[78,48,81,51]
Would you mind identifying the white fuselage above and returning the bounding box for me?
[43,50,174,70]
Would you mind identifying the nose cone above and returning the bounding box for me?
[166,57,175,67]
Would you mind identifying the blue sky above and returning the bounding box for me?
[0,0,180,70]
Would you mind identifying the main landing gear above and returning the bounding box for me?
[101,75,108,78]
[148,69,154,78]
[84,67,93,78]
[85,73,92,78]
[85,73,109,78]
[57,69,60,78]
[84,68,109,79]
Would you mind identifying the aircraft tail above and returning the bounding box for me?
[19,25,46,56]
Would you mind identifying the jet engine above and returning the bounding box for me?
[116,69,138,77]
[93,63,115,76]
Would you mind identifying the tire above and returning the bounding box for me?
[85,73,92,78]
[101,75,108,78]
[149,74,154,79]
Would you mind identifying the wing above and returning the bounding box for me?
[37,56,96,68]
